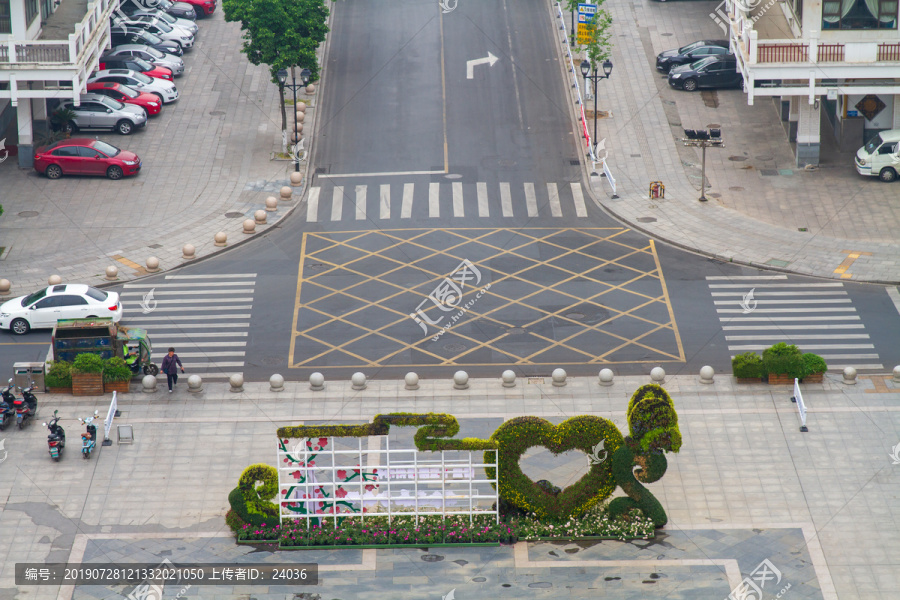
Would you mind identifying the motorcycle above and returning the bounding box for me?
[0,380,15,430]
[11,379,37,429]
[79,411,99,459]
[43,410,66,461]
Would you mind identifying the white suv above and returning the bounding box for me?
[88,69,179,104]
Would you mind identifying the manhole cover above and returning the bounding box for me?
[307,263,328,271]
[637,216,657,223]
[630,154,642,158]
[506,327,526,335]
[528,582,552,588]
[224,211,244,218]
[17,211,39,217]
[728,156,748,161]
[728,186,744,191]
[148,243,163,249]
[472,577,487,582]
[443,343,466,352]
[706,123,721,128]
[444,173,463,179]
[564,312,585,320]
[708,193,721,198]
[420,554,444,562]
[756,154,773,161]
[260,356,284,366]
[760,169,778,176]
[209,110,225,116]
[661,32,673,36]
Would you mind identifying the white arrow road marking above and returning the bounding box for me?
[466,52,499,79]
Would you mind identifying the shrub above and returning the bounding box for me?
[762,342,804,378]
[45,360,73,387]
[72,353,105,374]
[801,353,827,376]
[225,509,246,534]
[732,352,763,379]
[103,356,133,382]
[238,464,280,523]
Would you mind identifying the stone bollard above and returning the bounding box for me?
[105,266,118,281]
[182,244,195,260]
[289,172,303,186]
[453,370,469,390]
[229,373,244,393]
[351,372,367,391]
[214,232,227,247]
[699,365,715,385]
[893,365,900,384]
[242,219,256,234]
[0,279,11,296]
[266,196,279,211]
[146,257,160,272]
[309,372,325,391]
[187,374,203,393]
[598,368,614,386]
[280,186,293,202]
[501,370,516,388]
[404,372,419,390]
[269,373,284,392]
[650,367,666,383]
[551,368,567,387]
[48,274,62,285]
[296,101,306,112]
[305,83,316,95]
[842,366,857,385]
[142,374,157,393]
[293,122,304,134]
[291,132,302,144]
[296,111,305,123]
[254,210,267,225]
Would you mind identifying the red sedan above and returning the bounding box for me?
[34,138,141,180]
[86,82,162,116]
[179,0,215,16]
[98,57,174,82]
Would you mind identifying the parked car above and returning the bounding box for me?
[179,0,215,17]
[98,56,174,81]
[656,40,730,73]
[58,95,147,135]
[855,129,900,182]
[88,69,178,104]
[120,0,196,21]
[85,81,162,116]
[0,284,123,335]
[111,15,194,49]
[110,26,183,57]
[33,139,141,181]
[127,8,198,35]
[668,55,743,91]
[103,44,184,76]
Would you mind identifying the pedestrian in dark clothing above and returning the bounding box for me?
[160,347,184,393]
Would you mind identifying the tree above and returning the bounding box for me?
[222,0,329,133]
[583,9,613,66]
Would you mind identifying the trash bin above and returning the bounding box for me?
[13,362,46,392]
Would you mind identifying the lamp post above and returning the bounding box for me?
[276,67,312,172]
[681,128,725,202]
[580,58,612,152]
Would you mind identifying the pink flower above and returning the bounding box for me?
[318,438,328,446]
[337,470,347,479]
[291,470,302,480]
[365,484,375,492]
[335,487,348,499]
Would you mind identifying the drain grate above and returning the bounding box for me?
[637,216,657,223]
[569,159,580,166]
[755,155,773,161]
[17,211,39,217]
[630,154,642,158]
[315,166,328,174]
[443,343,466,352]
[760,169,778,176]
[224,211,244,218]
[728,156,748,161]
[209,110,225,116]
[728,186,744,191]
[506,327,526,335]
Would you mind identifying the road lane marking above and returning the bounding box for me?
[717,308,856,313]
[355,185,366,220]
[331,186,343,221]
[709,283,844,288]
[720,316,860,321]
[711,291,848,296]
[524,182,537,217]
[500,182,513,217]
[124,282,256,288]
[477,182,489,217]
[318,170,445,178]
[725,334,870,340]
[452,181,464,217]
[148,332,249,338]
[429,182,440,217]
[123,298,253,304]
[380,184,390,219]
[164,274,256,279]
[122,315,251,321]
[888,287,900,316]
[722,324,865,330]
[728,344,874,350]
[706,275,788,280]
[401,183,414,218]
[714,299,852,305]
[547,183,561,217]
[306,186,320,222]
[571,183,587,217]
[121,290,254,296]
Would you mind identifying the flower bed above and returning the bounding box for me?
[233,505,655,548]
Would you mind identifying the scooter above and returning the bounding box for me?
[11,379,37,429]
[43,410,66,461]
[0,380,14,431]
[79,411,99,459]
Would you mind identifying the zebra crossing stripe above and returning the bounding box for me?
[477,182,489,217]
[380,184,390,219]
[548,183,562,217]
[452,181,464,217]
[331,185,343,221]
[500,182,513,217]
[401,183,413,219]
[429,182,440,218]
[306,186,320,222]
[571,182,587,217]
[524,182,538,217]
[355,185,366,220]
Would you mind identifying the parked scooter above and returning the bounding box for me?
[79,411,99,459]
[43,410,66,461]
[0,380,15,431]
[11,379,37,429]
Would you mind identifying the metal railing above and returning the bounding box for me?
[757,43,808,63]
[878,42,900,61]
[0,0,114,65]
[817,43,845,62]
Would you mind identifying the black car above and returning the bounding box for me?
[110,26,183,57]
[120,0,196,20]
[656,40,730,73]
[668,55,743,91]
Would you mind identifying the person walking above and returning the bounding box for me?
[160,347,184,393]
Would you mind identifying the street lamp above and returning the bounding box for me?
[277,67,312,172]
[580,58,613,153]
[681,128,725,202]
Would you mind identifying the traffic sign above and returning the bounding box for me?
[576,3,598,45]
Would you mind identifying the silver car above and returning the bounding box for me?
[129,9,198,36]
[105,44,185,76]
[111,15,194,49]
[60,94,148,135]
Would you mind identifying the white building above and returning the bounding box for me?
[721,0,900,165]
[1,0,114,166]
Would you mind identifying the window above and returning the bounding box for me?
[25,0,38,25]
[823,0,897,29]
[86,288,108,301]
[57,295,89,306]
[878,142,899,154]
[76,147,102,158]
[21,288,48,307]
[52,147,79,157]
[0,0,11,34]
[34,297,61,309]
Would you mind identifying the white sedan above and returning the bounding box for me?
[0,284,123,335]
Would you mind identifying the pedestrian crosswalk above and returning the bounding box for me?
[119,273,256,380]
[304,181,591,222]
[708,275,882,371]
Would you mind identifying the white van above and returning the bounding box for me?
[855,129,900,182]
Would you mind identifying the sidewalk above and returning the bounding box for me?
[560,0,900,284]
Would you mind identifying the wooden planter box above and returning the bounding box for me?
[802,372,824,383]
[48,386,72,394]
[104,380,131,393]
[72,372,104,396]
[767,373,794,385]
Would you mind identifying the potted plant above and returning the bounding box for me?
[762,342,804,385]
[801,353,827,383]
[50,107,76,137]
[731,352,763,383]
[45,360,73,393]
[71,353,105,396]
[103,356,133,393]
